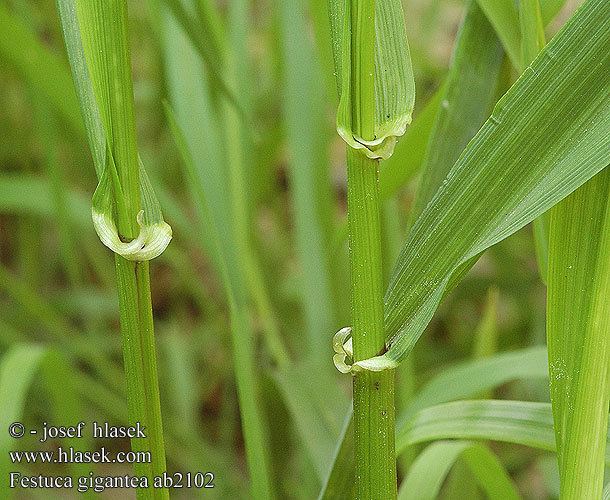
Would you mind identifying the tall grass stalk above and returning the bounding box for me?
[347,1,397,497]
[64,1,168,496]
[349,153,397,499]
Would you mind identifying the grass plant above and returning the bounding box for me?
[0,0,608,498]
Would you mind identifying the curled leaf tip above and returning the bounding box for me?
[92,209,172,261]
[332,326,397,374]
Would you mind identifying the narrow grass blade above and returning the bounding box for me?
[520,0,550,284]
[38,350,92,483]
[157,6,235,273]
[400,346,548,423]
[472,288,500,361]
[396,400,610,461]
[54,0,103,166]
[278,0,336,363]
[520,0,546,69]
[410,1,504,220]
[539,0,568,24]
[308,0,338,98]
[274,361,349,479]
[164,99,275,498]
[157,2,227,268]
[0,173,117,287]
[222,1,289,370]
[398,440,520,500]
[547,169,610,498]
[532,211,551,284]
[319,413,356,500]
[370,0,610,370]
[475,0,521,68]
[477,0,566,69]
[0,345,86,490]
[160,0,243,114]
[440,459,481,500]
[35,101,81,284]
[223,7,289,492]
[0,174,89,225]
[0,344,47,490]
[0,263,79,343]
[0,3,83,137]
[0,263,124,394]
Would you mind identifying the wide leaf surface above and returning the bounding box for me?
[362,0,610,370]
[547,169,610,497]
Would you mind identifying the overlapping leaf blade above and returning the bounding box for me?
[274,361,348,480]
[159,2,276,496]
[0,345,85,490]
[400,346,548,423]
[278,0,337,363]
[0,3,83,137]
[476,0,566,69]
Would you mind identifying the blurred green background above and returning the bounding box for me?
[0,0,582,498]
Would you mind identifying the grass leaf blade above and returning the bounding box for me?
[400,346,548,423]
[547,169,610,497]
[410,0,504,220]
[398,441,520,500]
[0,3,84,138]
[476,0,521,68]
[396,400,610,461]
[278,0,337,362]
[378,0,610,368]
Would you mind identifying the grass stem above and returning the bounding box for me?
[347,0,397,497]
[348,148,397,498]
[75,1,168,496]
